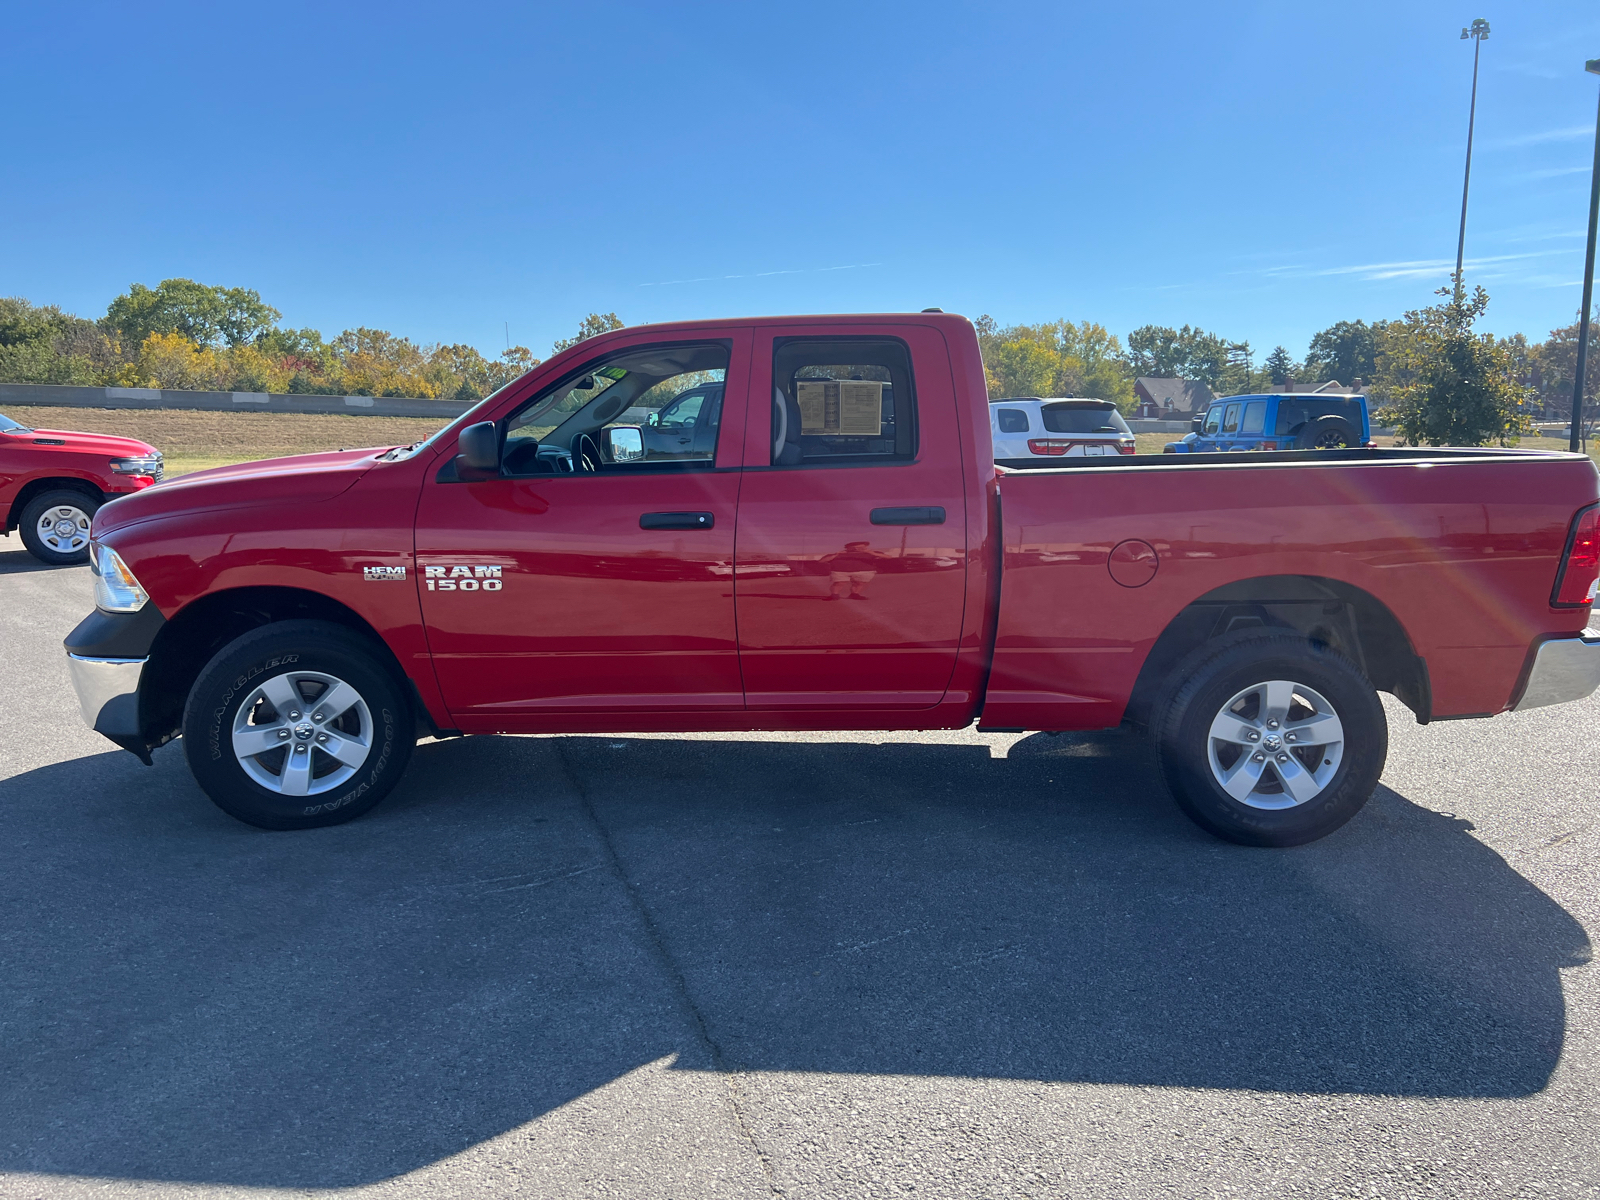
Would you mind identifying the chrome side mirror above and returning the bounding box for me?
[606,426,644,462]
[455,421,500,480]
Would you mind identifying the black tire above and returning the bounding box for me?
[1152,632,1387,847]
[182,620,414,830]
[18,488,100,565]
[1296,415,1357,450]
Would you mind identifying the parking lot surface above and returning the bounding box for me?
[1,529,1596,1199]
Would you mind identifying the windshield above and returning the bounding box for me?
[378,378,524,461]
[1039,404,1131,435]
[0,411,30,433]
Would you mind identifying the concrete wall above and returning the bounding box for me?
[0,383,474,421]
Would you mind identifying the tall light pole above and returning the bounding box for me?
[1456,19,1491,300]
[1569,58,1600,454]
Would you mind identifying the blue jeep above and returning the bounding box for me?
[1165,393,1370,453]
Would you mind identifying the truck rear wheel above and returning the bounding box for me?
[1152,633,1386,846]
[19,488,100,565]
[182,620,414,830]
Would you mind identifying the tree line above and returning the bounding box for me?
[1,277,1591,445]
[976,283,1590,445]
[0,280,625,403]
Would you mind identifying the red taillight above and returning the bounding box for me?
[1258,440,1277,451]
[1552,503,1600,607]
[1028,439,1070,456]
[1117,442,1135,456]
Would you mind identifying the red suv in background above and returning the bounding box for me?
[0,410,163,565]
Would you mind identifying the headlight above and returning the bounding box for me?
[90,540,149,612]
[110,454,164,481]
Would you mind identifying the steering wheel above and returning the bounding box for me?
[503,438,542,475]
[573,432,604,474]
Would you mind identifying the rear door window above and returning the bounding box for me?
[1241,401,1266,435]
[771,338,916,465]
[995,408,1030,434]
[1221,403,1241,434]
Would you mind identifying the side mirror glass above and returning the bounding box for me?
[645,411,659,426]
[454,421,500,480]
[606,425,644,462]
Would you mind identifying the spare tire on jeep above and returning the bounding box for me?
[1296,414,1357,449]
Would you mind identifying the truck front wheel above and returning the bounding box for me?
[19,489,100,565]
[182,620,414,830]
[1152,633,1387,846]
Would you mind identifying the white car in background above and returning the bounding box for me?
[989,397,1135,465]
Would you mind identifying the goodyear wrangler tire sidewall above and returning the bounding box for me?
[182,621,413,830]
[1154,635,1387,847]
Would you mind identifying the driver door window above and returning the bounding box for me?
[1202,407,1223,435]
[503,343,730,475]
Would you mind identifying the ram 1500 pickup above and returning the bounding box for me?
[64,314,1600,845]
[1,409,163,564]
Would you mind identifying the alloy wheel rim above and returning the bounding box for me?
[37,505,90,554]
[1206,679,1344,809]
[231,670,373,797]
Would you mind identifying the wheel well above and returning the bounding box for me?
[139,587,425,748]
[7,477,104,532]
[1124,575,1431,728]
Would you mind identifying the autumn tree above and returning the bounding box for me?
[1373,283,1533,446]
[552,312,625,354]
[975,316,1135,409]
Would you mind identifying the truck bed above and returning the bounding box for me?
[980,447,1600,731]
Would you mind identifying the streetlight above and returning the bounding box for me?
[1456,18,1491,299]
[1569,58,1600,454]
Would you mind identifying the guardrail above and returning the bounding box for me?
[0,383,474,420]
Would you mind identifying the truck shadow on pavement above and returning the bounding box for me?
[0,542,77,576]
[0,729,1588,1188]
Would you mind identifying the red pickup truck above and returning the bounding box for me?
[65,314,1600,846]
[2,410,164,564]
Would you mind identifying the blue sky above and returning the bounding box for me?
[4,1,1600,363]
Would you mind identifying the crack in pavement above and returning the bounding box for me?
[554,738,784,1197]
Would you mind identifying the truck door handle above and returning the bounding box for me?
[870,506,946,525]
[640,511,715,530]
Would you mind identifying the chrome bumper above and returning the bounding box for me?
[1513,632,1600,712]
[66,654,146,735]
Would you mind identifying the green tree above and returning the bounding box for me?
[1531,315,1600,423]
[1126,324,1231,390]
[1264,345,1297,385]
[1304,319,1379,385]
[0,297,119,385]
[552,312,624,354]
[1374,283,1533,446]
[105,279,281,349]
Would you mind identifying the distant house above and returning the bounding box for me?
[1134,378,1215,419]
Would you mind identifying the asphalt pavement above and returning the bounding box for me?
[0,528,1595,1199]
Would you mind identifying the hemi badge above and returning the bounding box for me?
[363,566,407,581]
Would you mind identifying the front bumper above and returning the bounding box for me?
[1513,631,1600,711]
[67,653,146,735]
